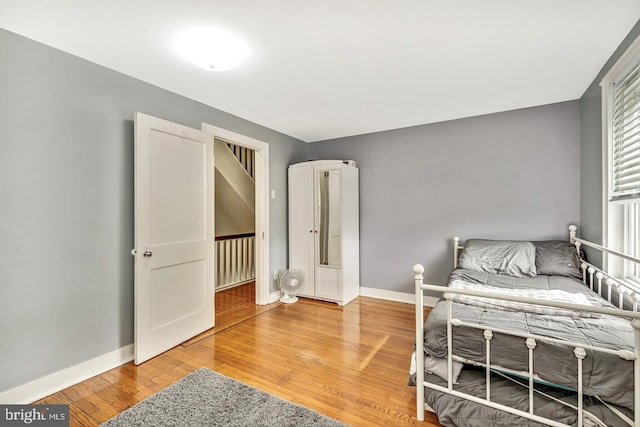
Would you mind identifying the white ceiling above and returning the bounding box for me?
[1,1,639,142]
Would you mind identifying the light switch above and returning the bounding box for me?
[271,189,276,199]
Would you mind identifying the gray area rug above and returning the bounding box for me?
[100,367,349,426]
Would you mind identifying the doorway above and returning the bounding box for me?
[213,137,257,327]
[202,123,271,308]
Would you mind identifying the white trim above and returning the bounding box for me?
[0,344,134,404]
[602,72,611,271]
[600,33,640,273]
[202,123,270,306]
[360,286,439,307]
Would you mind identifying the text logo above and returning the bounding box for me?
[0,405,68,426]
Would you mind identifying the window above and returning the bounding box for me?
[602,34,640,285]
[611,64,640,201]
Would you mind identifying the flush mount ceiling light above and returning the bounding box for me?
[176,27,247,72]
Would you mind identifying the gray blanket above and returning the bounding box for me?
[413,368,632,427]
[422,268,635,410]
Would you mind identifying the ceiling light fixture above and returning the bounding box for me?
[176,27,247,72]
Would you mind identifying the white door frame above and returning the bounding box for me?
[202,123,271,305]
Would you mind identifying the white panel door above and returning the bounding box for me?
[134,112,214,364]
[288,165,315,297]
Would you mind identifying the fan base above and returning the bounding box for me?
[279,295,299,304]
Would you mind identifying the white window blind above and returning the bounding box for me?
[612,63,640,201]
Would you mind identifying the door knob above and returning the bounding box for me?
[143,251,153,257]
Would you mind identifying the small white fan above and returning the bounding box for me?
[276,269,304,303]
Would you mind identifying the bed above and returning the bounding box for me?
[410,226,640,427]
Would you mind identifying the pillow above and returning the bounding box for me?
[458,239,537,278]
[533,240,582,278]
[409,351,463,384]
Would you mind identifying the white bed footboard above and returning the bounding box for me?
[415,226,640,427]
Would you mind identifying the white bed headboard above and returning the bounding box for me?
[452,236,462,269]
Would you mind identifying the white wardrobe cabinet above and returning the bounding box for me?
[288,160,360,305]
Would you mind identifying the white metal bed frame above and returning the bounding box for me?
[414,225,640,427]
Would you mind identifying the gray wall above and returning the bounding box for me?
[579,19,640,251]
[0,28,307,393]
[309,102,581,291]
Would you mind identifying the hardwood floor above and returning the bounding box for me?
[34,289,442,426]
[182,282,281,345]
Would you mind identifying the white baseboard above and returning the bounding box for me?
[0,344,134,404]
[359,287,439,307]
[269,287,436,306]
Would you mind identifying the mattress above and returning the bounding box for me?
[421,268,635,410]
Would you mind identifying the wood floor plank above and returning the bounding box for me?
[31,286,442,426]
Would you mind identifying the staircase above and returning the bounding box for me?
[226,142,255,179]
[215,138,256,291]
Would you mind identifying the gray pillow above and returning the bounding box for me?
[534,240,582,278]
[458,239,537,278]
